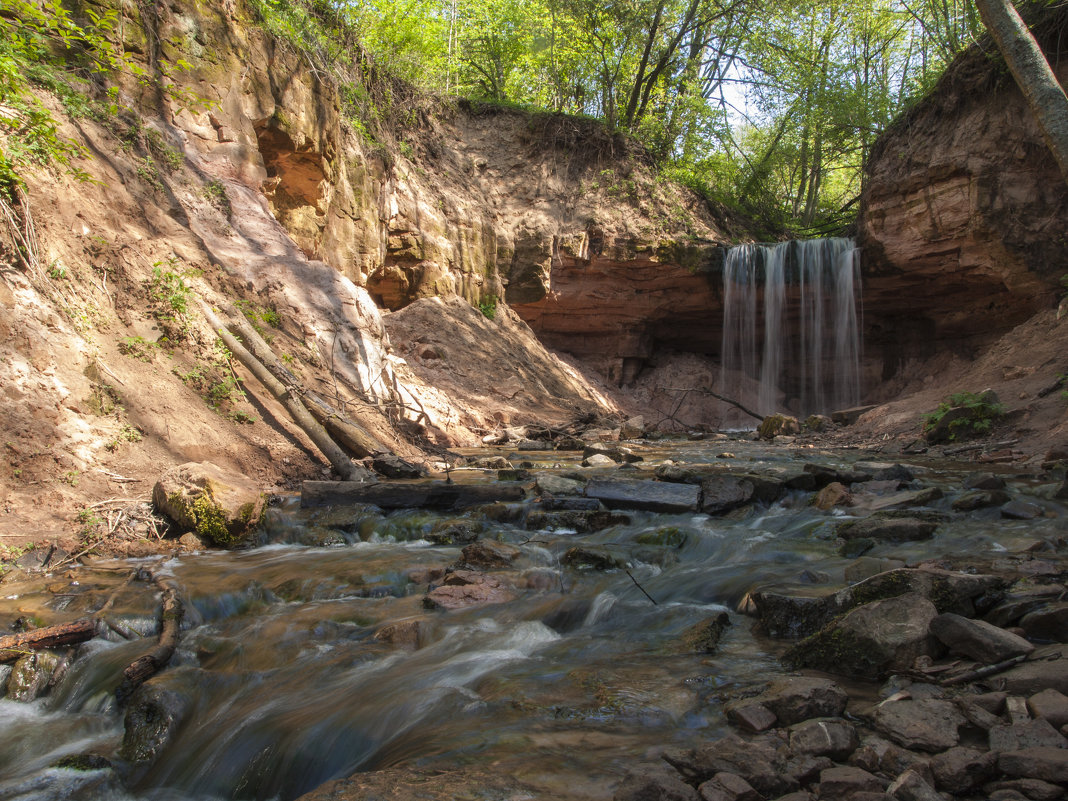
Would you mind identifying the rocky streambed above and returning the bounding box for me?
[0,437,1066,801]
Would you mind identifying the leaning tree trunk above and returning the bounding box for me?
[974,0,1068,185]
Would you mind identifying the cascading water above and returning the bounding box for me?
[720,237,861,418]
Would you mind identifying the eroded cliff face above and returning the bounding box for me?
[860,9,1068,381]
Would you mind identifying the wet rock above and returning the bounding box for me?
[407,566,447,585]
[303,480,524,511]
[985,586,1067,627]
[886,769,941,801]
[52,753,114,771]
[929,747,997,792]
[784,593,941,679]
[372,454,425,478]
[457,540,521,569]
[983,778,1066,801]
[873,699,966,752]
[554,436,585,451]
[373,618,432,649]
[655,464,708,484]
[1028,689,1068,729]
[1018,602,1068,642]
[620,416,645,440]
[540,597,593,633]
[952,489,1011,511]
[929,612,1035,662]
[635,527,688,549]
[525,509,630,533]
[813,482,853,511]
[759,415,801,439]
[804,414,833,432]
[698,772,761,801]
[536,474,586,496]
[121,682,192,763]
[539,495,605,511]
[583,453,617,467]
[999,645,1068,695]
[423,571,517,610]
[957,695,1007,731]
[965,472,1007,490]
[472,456,512,469]
[677,612,731,654]
[585,478,701,513]
[844,558,907,584]
[178,532,206,550]
[753,677,848,725]
[748,588,849,639]
[725,699,778,733]
[849,735,933,785]
[584,443,643,463]
[701,475,756,514]
[7,651,63,702]
[836,515,938,543]
[816,765,884,799]
[154,461,267,547]
[989,719,1068,751]
[562,545,627,571]
[426,521,482,545]
[613,767,700,801]
[848,567,1004,617]
[1002,500,1045,520]
[832,405,878,425]
[853,462,914,482]
[789,718,859,761]
[664,734,799,797]
[840,538,877,558]
[850,487,944,513]
[998,747,1068,783]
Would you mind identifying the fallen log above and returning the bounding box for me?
[116,575,183,704]
[0,619,100,662]
[226,313,384,458]
[302,480,525,510]
[201,302,362,481]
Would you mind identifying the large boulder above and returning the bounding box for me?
[153,462,266,548]
[784,593,941,679]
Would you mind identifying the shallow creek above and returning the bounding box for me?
[0,440,1063,801]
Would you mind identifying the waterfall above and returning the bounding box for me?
[720,237,861,418]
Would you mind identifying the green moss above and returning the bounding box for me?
[635,527,687,549]
[189,492,232,545]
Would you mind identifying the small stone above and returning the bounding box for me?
[887,768,942,801]
[989,720,1068,751]
[1028,689,1068,729]
[614,767,700,801]
[457,539,521,569]
[873,699,966,752]
[789,718,859,761]
[698,772,761,801]
[536,474,586,496]
[998,747,1068,784]
[583,453,616,467]
[929,747,997,792]
[816,766,884,800]
[964,473,1007,490]
[929,612,1035,662]
[983,778,1066,801]
[1018,602,1068,643]
[423,571,517,610]
[814,482,853,511]
[1001,500,1044,520]
[725,700,777,733]
[178,532,206,550]
[753,677,848,725]
[952,490,1011,511]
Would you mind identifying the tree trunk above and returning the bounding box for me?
[974,0,1068,185]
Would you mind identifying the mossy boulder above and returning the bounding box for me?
[153,462,266,548]
[758,414,800,439]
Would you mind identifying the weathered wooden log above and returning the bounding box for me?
[0,619,100,662]
[226,314,384,458]
[116,577,183,704]
[201,302,361,481]
[302,480,525,510]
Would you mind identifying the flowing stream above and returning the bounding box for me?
[0,440,1061,801]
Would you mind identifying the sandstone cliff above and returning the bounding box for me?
[860,4,1068,381]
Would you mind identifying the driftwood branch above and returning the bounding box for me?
[116,573,183,703]
[940,653,1027,686]
[0,619,101,662]
[202,302,362,480]
[662,386,764,422]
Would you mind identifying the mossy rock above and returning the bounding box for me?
[758,414,800,440]
[635,526,687,549]
[153,462,266,548]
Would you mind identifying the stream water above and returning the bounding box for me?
[0,440,1062,801]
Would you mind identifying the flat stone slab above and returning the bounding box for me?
[584,477,700,512]
[301,480,525,509]
[873,699,966,752]
[930,612,1035,663]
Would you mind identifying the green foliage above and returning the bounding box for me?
[202,179,232,217]
[146,258,197,338]
[234,298,281,342]
[477,293,497,319]
[104,423,142,451]
[922,391,1005,441]
[118,335,157,361]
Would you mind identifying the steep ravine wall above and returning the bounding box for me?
[859,7,1068,383]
